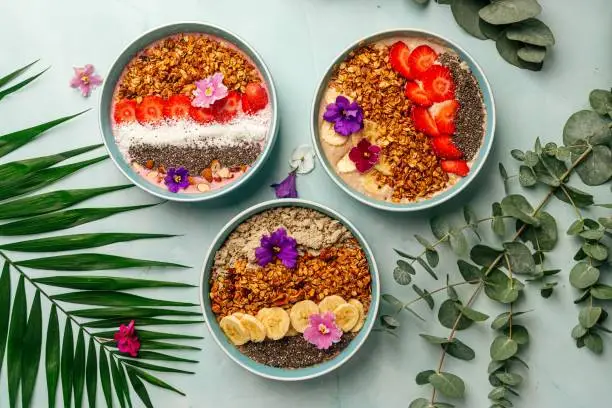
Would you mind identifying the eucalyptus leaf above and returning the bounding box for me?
[426,248,440,267]
[591,284,612,300]
[394,248,417,259]
[495,372,523,386]
[417,257,439,280]
[409,398,430,408]
[0,262,9,374]
[457,260,483,282]
[567,220,584,236]
[488,360,505,374]
[554,185,594,208]
[584,332,603,354]
[496,34,543,71]
[16,253,188,271]
[503,242,536,274]
[0,112,86,158]
[575,145,612,186]
[518,45,546,63]
[0,204,158,236]
[598,216,612,229]
[518,165,536,187]
[563,110,612,146]
[579,229,604,240]
[511,149,525,161]
[412,285,435,309]
[471,244,503,267]
[21,291,42,408]
[393,264,413,285]
[491,311,529,330]
[582,243,608,261]
[416,370,436,385]
[571,324,588,339]
[430,216,451,240]
[455,304,489,321]
[490,335,518,361]
[479,0,542,24]
[480,19,507,40]
[506,18,554,46]
[504,324,529,345]
[489,386,508,400]
[45,305,60,408]
[484,269,522,304]
[428,371,465,398]
[381,315,400,329]
[420,333,451,344]
[501,195,539,226]
[444,337,476,361]
[415,234,433,249]
[524,151,539,167]
[438,299,473,330]
[382,293,403,310]
[589,89,612,115]
[52,291,198,307]
[451,0,490,39]
[449,230,468,255]
[7,276,26,408]
[518,211,558,251]
[579,306,602,328]
[33,276,193,290]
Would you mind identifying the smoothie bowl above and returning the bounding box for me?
[200,199,379,380]
[311,29,495,211]
[99,22,278,201]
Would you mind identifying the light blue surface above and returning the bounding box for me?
[0,0,611,407]
[200,199,380,381]
[311,29,496,211]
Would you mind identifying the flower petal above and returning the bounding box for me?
[297,154,315,174]
[335,95,350,109]
[323,104,340,123]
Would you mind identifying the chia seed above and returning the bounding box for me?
[438,53,486,161]
[238,333,356,369]
[128,142,262,174]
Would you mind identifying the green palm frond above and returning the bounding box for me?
[0,61,202,408]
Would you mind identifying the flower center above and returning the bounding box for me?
[81,75,89,84]
[363,151,370,158]
[318,323,330,334]
[205,86,214,97]
[173,175,182,183]
[272,246,281,254]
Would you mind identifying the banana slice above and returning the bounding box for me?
[362,174,382,194]
[286,325,300,337]
[321,122,349,146]
[337,153,357,173]
[319,295,347,314]
[259,307,290,340]
[232,312,245,320]
[289,300,320,333]
[239,314,266,343]
[334,303,360,332]
[256,308,271,321]
[348,299,366,332]
[375,159,393,176]
[219,315,250,346]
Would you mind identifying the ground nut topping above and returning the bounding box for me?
[329,44,449,202]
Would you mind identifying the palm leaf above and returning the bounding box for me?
[0,262,10,373]
[94,329,202,341]
[71,307,201,319]
[0,67,49,101]
[128,366,185,396]
[60,320,73,408]
[16,253,188,270]
[0,60,39,88]
[118,365,133,408]
[85,338,97,408]
[21,290,42,408]
[139,340,201,351]
[127,351,198,364]
[126,370,153,408]
[0,144,102,180]
[121,360,195,375]
[0,204,158,236]
[73,329,86,408]
[84,318,203,329]
[99,348,113,408]
[0,185,132,221]
[2,232,175,252]
[7,275,26,408]
[46,305,60,408]
[109,355,126,408]
[0,111,86,159]
[0,155,107,201]
[32,275,192,290]
[51,291,198,307]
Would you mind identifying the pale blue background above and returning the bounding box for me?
[0,0,611,407]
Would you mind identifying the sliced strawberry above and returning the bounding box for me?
[440,160,469,177]
[163,95,191,119]
[404,81,432,107]
[422,65,455,102]
[213,91,242,123]
[135,96,165,124]
[189,105,215,124]
[243,83,268,113]
[113,99,137,124]
[389,41,413,79]
[408,45,438,78]
[411,106,440,137]
[431,136,463,160]
[433,99,460,134]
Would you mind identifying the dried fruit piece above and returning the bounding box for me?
[408,45,438,77]
[389,41,413,79]
[405,81,432,107]
[163,94,191,119]
[210,159,222,173]
[433,99,460,134]
[432,136,463,160]
[422,65,455,102]
[440,159,469,176]
[145,160,154,169]
[200,168,213,182]
[411,106,440,137]
[135,95,165,124]
[113,99,137,124]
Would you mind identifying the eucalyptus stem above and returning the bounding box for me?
[560,184,583,220]
[395,279,480,315]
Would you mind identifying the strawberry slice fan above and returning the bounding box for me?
[389,40,468,177]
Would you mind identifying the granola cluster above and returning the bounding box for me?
[210,241,371,318]
[330,44,449,202]
[115,34,261,101]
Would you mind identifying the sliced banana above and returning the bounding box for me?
[348,299,366,332]
[375,159,393,176]
[239,314,266,343]
[319,295,347,314]
[333,303,360,332]
[259,307,290,340]
[337,153,357,173]
[256,308,271,321]
[219,315,250,346]
[362,174,382,194]
[289,300,320,333]
[321,122,349,146]
[232,312,245,320]
[286,325,300,337]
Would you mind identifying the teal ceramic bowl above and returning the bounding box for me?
[311,29,496,212]
[98,22,279,202]
[199,199,380,381]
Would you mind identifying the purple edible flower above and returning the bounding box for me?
[323,95,364,136]
[164,167,190,193]
[271,171,298,198]
[255,227,298,269]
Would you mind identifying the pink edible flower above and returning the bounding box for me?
[69,64,103,97]
[303,312,343,350]
[114,320,141,357]
[192,72,228,108]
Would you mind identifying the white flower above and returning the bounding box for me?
[289,144,315,174]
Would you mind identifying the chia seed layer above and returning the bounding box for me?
[238,333,356,368]
[438,53,485,161]
[128,142,262,174]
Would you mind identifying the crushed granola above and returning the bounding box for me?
[210,242,371,318]
[329,44,449,202]
[116,34,261,101]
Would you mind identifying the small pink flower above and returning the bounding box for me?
[114,320,141,357]
[70,64,103,97]
[303,312,343,350]
[192,72,228,108]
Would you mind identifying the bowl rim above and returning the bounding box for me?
[310,28,496,212]
[198,198,380,381]
[98,21,279,202]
